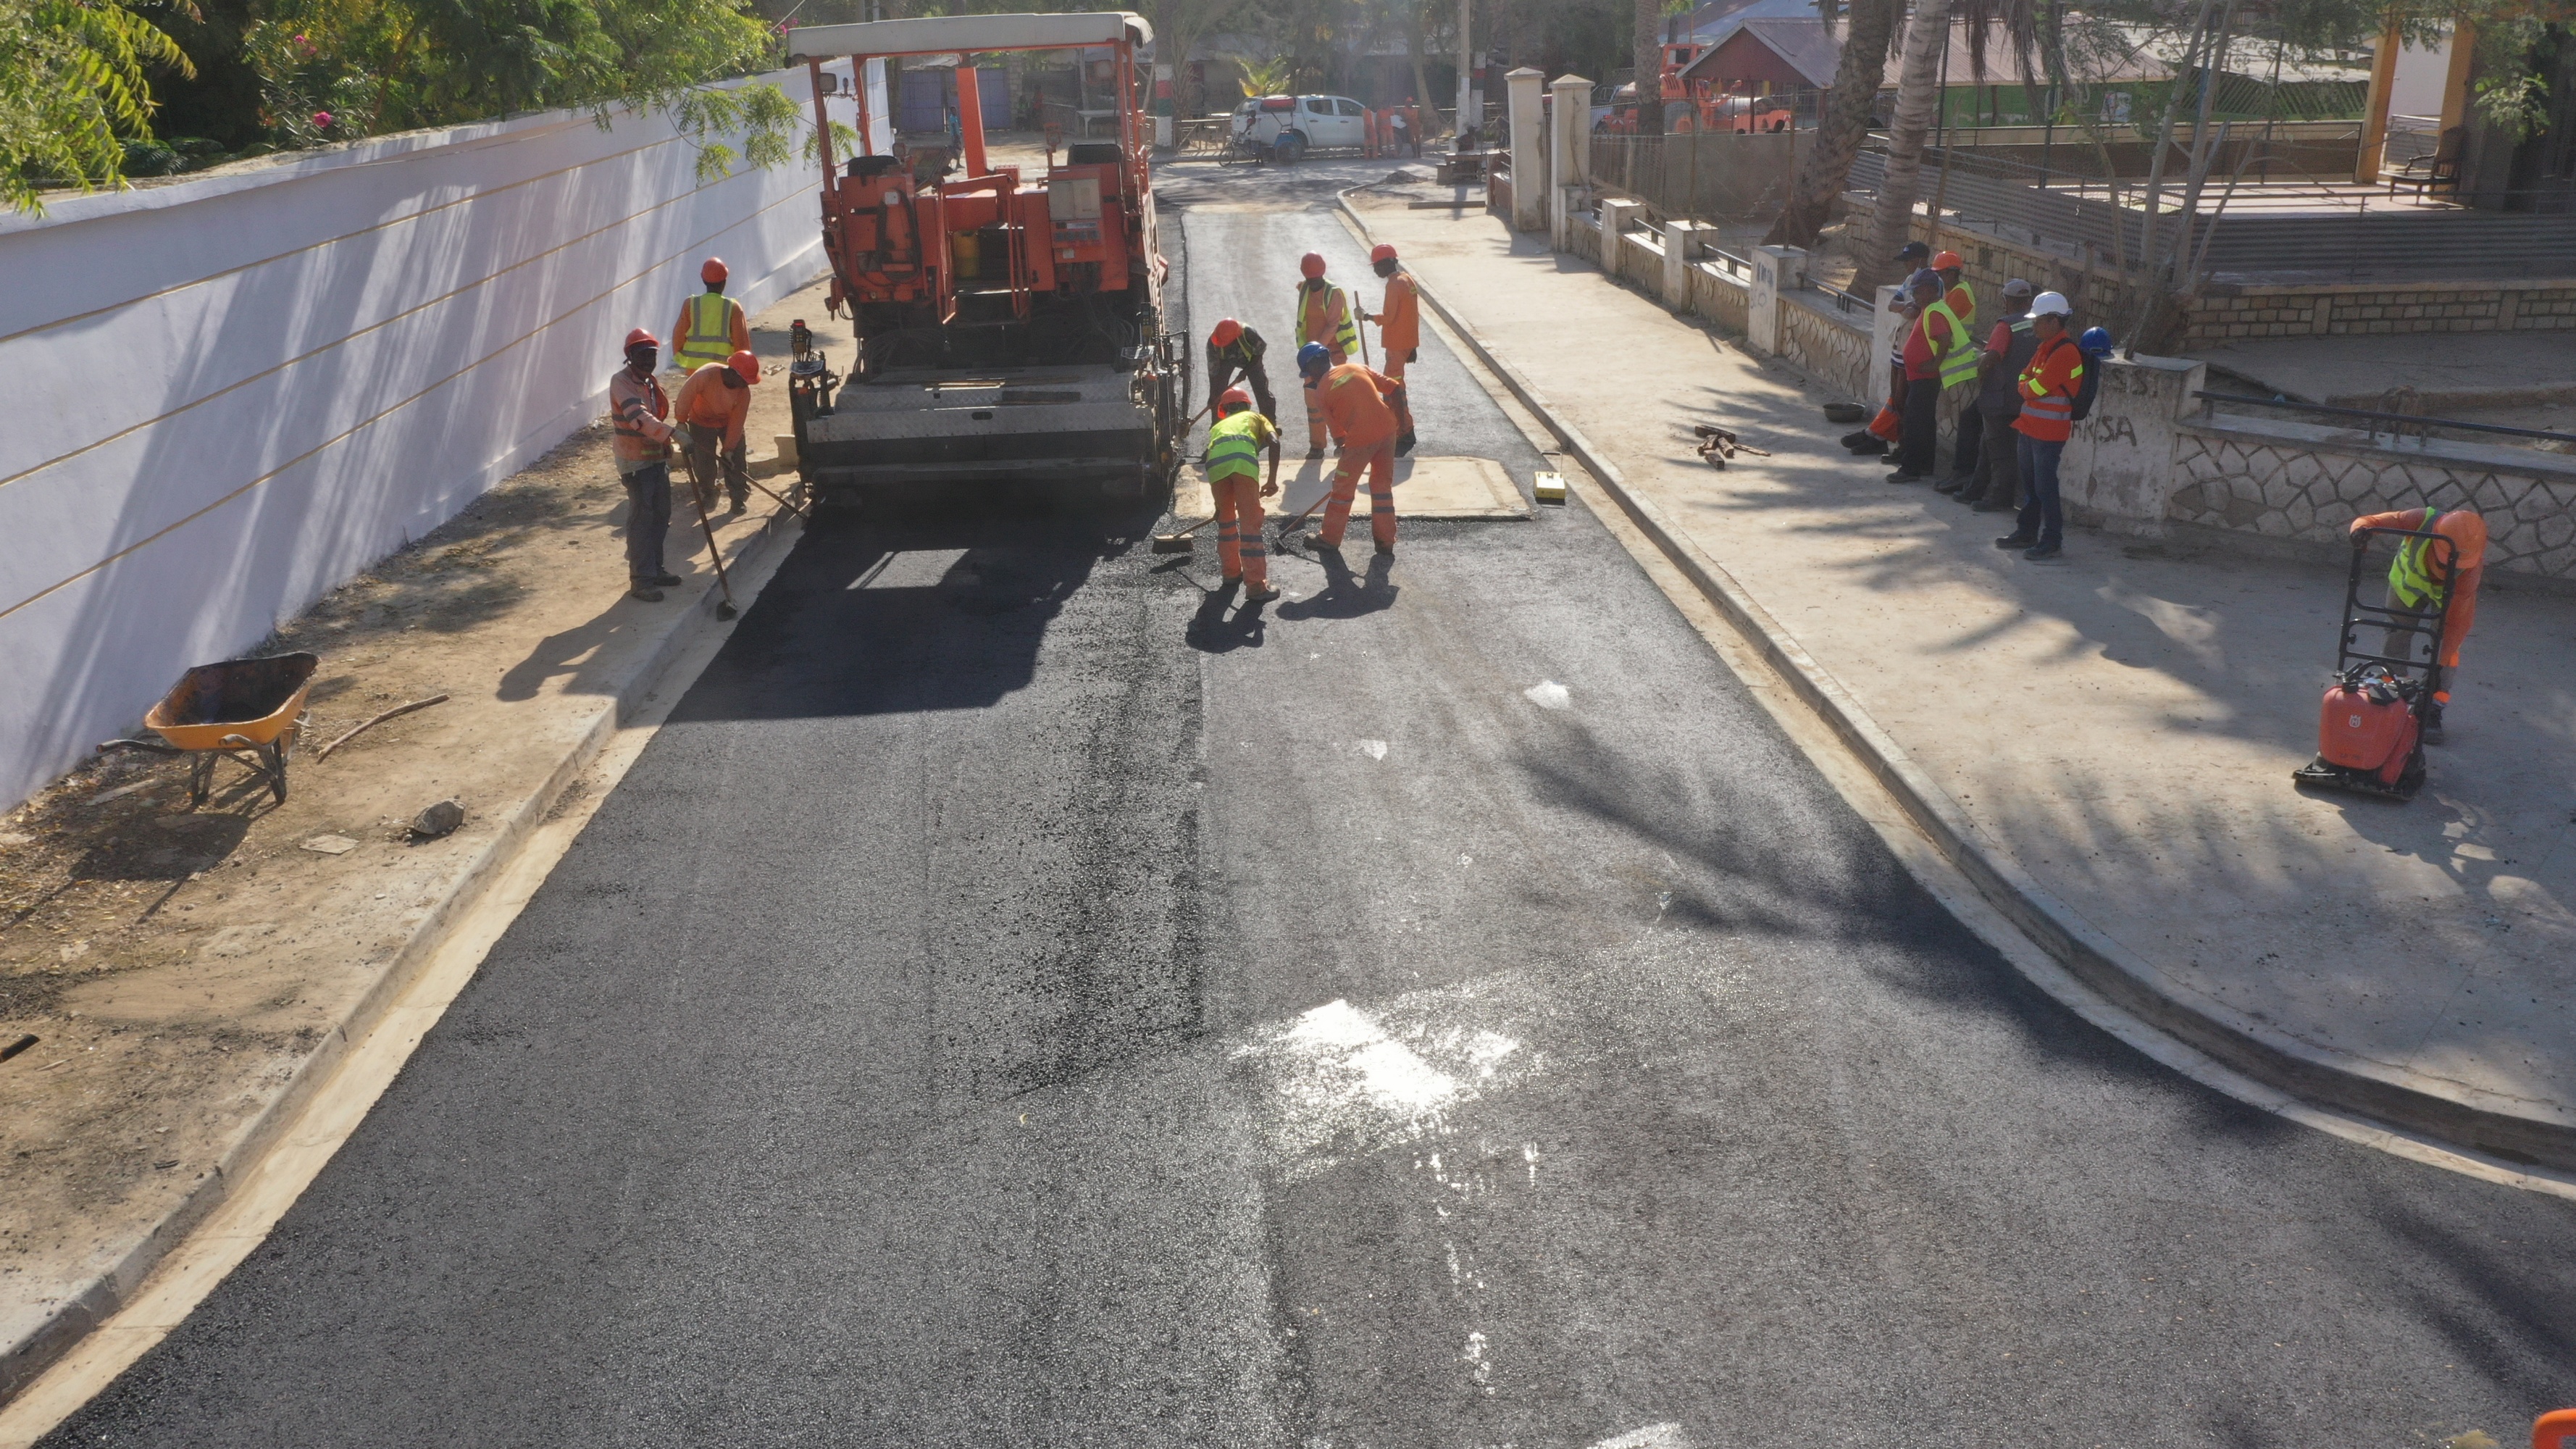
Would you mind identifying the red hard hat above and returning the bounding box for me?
[1931,249,1963,270]
[1300,252,1326,279]
[728,349,761,383]
[624,327,659,350]
[1216,385,1253,414]
[1210,318,1242,347]
[1371,243,1397,264]
[701,256,729,285]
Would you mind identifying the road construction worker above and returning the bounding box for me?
[1994,290,2083,561]
[672,348,760,514]
[1205,385,1282,602]
[1205,318,1276,424]
[1363,243,1420,452]
[2351,506,2487,732]
[1927,249,1982,488]
[672,257,751,375]
[1298,341,1405,557]
[1947,277,2035,512]
[607,328,681,603]
[1889,270,1973,484]
[1294,251,1359,456]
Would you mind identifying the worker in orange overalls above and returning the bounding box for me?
[1297,341,1405,558]
[672,257,751,377]
[1203,386,1282,602]
[672,348,761,514]
[1363,242,1421,452]
[1294,251,1358,456]
[2351,506,2487,733]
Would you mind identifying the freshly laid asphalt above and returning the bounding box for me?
[42,161,2576,1448]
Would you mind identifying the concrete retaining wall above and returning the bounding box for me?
[0,70,851,809]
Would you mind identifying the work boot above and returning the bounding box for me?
[1302,532,1339,553]
[1971,495,2017,513]
[648,572,682,587]
[728,493,748,514]
[1994,533,2037,549]
[1885,469,1927,485]
[2023,542,2062,561]
[1242,582,1281,604]
[1934,477,1967,494]
[628,582,664,602]
[1375,540,1394,556]
[2422,700,2446,738]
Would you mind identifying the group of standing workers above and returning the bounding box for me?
[1196,243,1423,603]
[1845,240,2108,562]
[607,257,765,603]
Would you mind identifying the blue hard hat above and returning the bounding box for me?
[2079,325,2115,354]
[1297,341,1331,375]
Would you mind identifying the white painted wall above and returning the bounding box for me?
[0,69,850,808]
[2388,25,2455,125]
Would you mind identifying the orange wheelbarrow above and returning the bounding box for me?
[99,652,318,808]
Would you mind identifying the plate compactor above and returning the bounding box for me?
[2291,525,2458,803]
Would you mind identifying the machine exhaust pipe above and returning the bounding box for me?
[956,64,990,179]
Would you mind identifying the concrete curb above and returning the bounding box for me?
[1339,193,2576,1175]
[0,504,804,1406]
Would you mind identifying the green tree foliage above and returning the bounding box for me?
[0,0,194,211]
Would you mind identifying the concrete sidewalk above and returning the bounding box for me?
[1350,196,2576,1164]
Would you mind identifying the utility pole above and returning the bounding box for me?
[1458,0,1474,138]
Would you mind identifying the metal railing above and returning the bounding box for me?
[1706,246,1752,280]
[2194,391,2576,450]
[1802,276,1877,315]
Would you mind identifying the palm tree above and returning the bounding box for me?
[1634,0,1665,135]
[1855,0,1954,290]
[1229,50,1297,97]
[1765,0,1901,246]
[0,0,194,212]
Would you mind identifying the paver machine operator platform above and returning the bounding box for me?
[785,12,1188,506]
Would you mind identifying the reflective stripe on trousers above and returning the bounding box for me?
[1320,438,1397,548]
[1215,475,1268,586]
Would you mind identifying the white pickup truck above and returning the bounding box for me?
[1229,93,1371,162]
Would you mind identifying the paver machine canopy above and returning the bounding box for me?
[784,12,1187,504]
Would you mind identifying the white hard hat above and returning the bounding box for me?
[2030,291,2073,317]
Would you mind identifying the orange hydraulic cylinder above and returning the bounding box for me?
[956,65,990,179]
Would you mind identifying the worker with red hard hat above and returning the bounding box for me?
[1363,242,1421,453]
[1205,317,1277,426]
[1203,385,1282,602]
[1293,251,1358,456]
[606,327,682,602]
[1298,341,1405,558]
[672,348,761,515]
[672,256,750,376]
[2350,505,2487,732]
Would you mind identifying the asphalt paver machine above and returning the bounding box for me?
[784,12,1187,506]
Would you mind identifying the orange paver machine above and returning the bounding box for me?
[784,11,1187,503]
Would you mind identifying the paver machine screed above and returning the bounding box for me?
[784,12,1187,506]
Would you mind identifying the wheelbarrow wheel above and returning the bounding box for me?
[263,738,290,805]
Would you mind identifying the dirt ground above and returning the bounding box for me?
[0,276,848,1354]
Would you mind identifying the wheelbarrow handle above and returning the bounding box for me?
[98,738,183,756]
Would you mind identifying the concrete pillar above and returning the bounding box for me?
[1506,67,1546,233]
[1153,64,1174,149]
[1599,197,1642,279]
[1663,220,1710,309]
[1548,74,1590,251]
[2438,19,2478,135]
[1749,244,1808,355]
[2355,18,2401,184]
[2062,354,2207,532]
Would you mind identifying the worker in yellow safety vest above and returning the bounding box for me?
[672,257,750,375]
[1203,385,1281,602]
[1293,251,1359,456]
[2351,505,2488,732]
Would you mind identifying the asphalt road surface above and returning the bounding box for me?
[42,159,2576,1448]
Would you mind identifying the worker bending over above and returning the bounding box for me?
[607,328,682,603]
[1363,243,1420,452]
[1298,341,1405,558]
[1293,251,1358,456]
[673,349,761,514]
[2351,505,2487,732]
[672,257,751,376]
[1205,318,1276,424]
[1204,386,1282,603]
